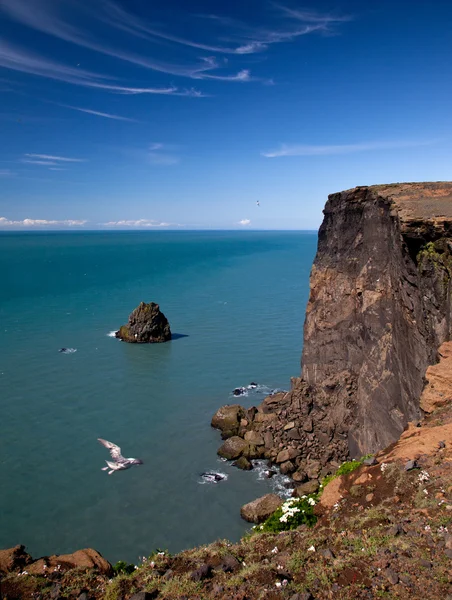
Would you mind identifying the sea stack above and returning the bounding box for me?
[115,301,171,343]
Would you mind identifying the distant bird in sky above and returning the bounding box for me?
[256,200,260,206]
[98,438,143,475]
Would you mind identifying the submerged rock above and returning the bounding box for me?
[116,302,171,343]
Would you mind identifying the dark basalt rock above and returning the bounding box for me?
[115,301,171,343]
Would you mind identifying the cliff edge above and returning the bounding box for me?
[303,182,452,456]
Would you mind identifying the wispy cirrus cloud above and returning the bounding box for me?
[239,219,251,226]
[148,143,180,166]
[0,40,204,95]
[24,153,85,162]
[101,219,178,228]
[57,104,138,122]
[0,0,351,89]
[0,216,87,227]
[0,169,16,176]
[262,139,435,158]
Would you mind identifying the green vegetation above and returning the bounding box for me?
[112,560,136,576]
[258,496,317,533]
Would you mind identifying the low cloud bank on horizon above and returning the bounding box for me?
[0,217,87,227]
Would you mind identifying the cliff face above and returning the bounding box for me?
[302,182,452,455]
[211,182,452,484]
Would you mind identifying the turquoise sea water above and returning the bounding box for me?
[0,231,317,563]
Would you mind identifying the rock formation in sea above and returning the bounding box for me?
[115,301,171,343]
[212,182,452,483]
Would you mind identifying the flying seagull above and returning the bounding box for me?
[98,438,143,475]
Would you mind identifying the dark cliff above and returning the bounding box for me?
[212,182,452,484]
[302,182,452,455]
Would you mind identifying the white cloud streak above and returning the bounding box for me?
[0,40,203,95]
[239,219,251,226]
[24,153,85,162]
[0,217,87,227]
[0,169,16,176]
[262,140,435,158]
[58,104,138,121]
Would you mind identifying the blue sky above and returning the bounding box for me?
[1,0,451,230]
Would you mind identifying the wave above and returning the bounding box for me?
[252,459,293,498]
[107,331,117,338]
[58,348,77,354]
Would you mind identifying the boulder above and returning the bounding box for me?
[0,545,32,574]
[115,301,171,343]
[280,460,295,474]
[244,431,264,446]
[234,456,253,470]
[240,494,283,523]
[293,480,319,497]
[211,405,244,436]
[276,448,300,463]
[217,436,248,460]
[292,470,308,483]
[26,549,112,576]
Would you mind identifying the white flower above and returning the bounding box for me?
[157,551,165,556]
[418,471,430,483]
[307,545,315,552]
[307,498,316,506]
[380,463,388,473]
[282,579,288,586]
[277,564,284,570]
[260,525,264,529]
[423,489,428,495]
[271,546,278,554]
[150,561,155,568]
[424,525,431,531]
[275,582,282,588]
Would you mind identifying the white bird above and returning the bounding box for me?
[98,438,143,475]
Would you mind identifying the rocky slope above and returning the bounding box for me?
[212,183,452,485]
[2,394,451,599]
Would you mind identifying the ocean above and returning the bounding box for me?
[0,230,317,564]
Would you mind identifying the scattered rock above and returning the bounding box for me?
[383,568,399,585]
[439,440,446,448]
[284,421,296,431]
[129,590,159,600]
[387,524,403,536]
[365,493,374,502]
[190,563,212,582]
[216,554,240,573]
[404,460,417,471]
[115,301,171,343]
[419,559,432,568]
[240,494,282,523]
[444,549,452,559]
[363,456,378,466]
[320,548,335,559]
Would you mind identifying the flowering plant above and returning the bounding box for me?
[258,495,317,533]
